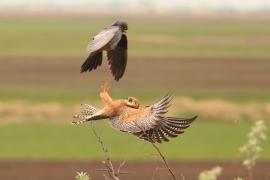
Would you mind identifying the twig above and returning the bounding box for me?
[151,143,176,180]
[90,122,128,180]
[117,160,127,175]
[133,122,176,180]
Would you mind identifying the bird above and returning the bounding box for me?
[81,20,128,81]
[72,82,197,143]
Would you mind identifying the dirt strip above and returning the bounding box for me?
[0,161,269,180]
[1,56,270,90]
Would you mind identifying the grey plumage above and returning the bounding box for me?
[81,21,128,81]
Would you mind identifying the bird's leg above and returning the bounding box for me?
[100,82,113,105]
[72,110,107,125]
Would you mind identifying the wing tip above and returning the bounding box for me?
[80,52,103,73]
[190,115,198,122]
[80,67,87,73]
[114,76,121,81]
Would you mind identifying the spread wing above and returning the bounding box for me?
[110,94,197,143]
[107,34,128,81]
[81,26,120,73]
[133,116,197,143]
[86,26,120,54]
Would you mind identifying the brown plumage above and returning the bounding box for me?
[72,82,197,143]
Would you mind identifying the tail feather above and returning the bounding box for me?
[72,104,100,125]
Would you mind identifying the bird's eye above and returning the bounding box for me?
[128,98,132,102]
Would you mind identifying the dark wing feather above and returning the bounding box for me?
[107,34,128,81]
[81,52,102,72]
[131,94,197,143]
[81,26,119,73]
[133,115,197,143]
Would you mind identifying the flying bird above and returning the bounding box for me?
[81,20,128,81]
[72,83,197,143]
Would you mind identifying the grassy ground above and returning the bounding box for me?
[0,121,269,160]
[1,87,269,160]
[1,17,270,57]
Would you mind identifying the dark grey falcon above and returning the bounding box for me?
[81,20,128,81]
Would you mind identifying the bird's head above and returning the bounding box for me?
[112,20,128,33]
[126,97,140,109]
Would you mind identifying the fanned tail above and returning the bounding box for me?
[72,104,100,125]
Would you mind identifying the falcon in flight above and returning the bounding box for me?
[81,20,128,81]
[72,83,197,143]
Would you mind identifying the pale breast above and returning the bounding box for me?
[109,107,153,133]
[103,100,127,117]
[119,107,152,123]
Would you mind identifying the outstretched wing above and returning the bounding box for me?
[110,94,197,143]
[133,116,197,143]
[107,34,128,81]
[81,26,120,73]
[87,26,120,55]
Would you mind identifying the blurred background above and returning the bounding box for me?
[0,0,270,179]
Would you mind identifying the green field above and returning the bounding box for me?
[1,17,270,58]
[0,121,269,160]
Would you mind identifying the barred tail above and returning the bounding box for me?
[72,104,100,125]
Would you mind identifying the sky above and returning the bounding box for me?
[0,0,270,14]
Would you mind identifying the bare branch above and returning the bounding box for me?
[151,143,176,180]
[116,160,129,175]
[90,122,128,180]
